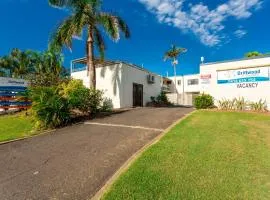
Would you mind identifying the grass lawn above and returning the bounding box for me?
[0,112,35,142]
[103,111,270,200]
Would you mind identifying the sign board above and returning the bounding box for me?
[0,77,28,87]
[0,77,30,110]
[200,74,211,84]
[217,67,269,88]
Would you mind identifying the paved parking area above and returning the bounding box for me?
[0,107,193,200]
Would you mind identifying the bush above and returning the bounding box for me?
[101,98,113,112]
[87,88,103,114]
[249,99,267,112]
[60,79,90,112]
[156,91,170,104]
[147,91,172,107]
[60,79,103,114]
[30,86,70,128]
[218,97,268,112]
[194,93,214,109]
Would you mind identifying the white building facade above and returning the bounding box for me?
[200,56,270,107]
[70,56,270,109]
[166,74,200,105]
[71,59,162,109]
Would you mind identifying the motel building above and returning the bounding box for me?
[70,55,270,109]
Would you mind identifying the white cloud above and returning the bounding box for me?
[234,29,247,38]
[139,0,262,46]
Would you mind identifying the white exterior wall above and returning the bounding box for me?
[121,63,162,107]
[71,63,162,108]
[200,57,270,107]
[71,63,123,108]
[169,74,200,94]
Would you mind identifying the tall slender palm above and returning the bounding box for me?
[48,0,130,88]
[164,45,187,94]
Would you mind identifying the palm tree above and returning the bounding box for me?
[0,49,34,79]
[164,45,187,93]
[48,0,130,88]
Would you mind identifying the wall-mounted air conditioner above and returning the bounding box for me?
[147,74,155,84]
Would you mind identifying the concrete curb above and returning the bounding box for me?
[0,122,84,146]
[0,129,56,145]
[90,110,196,200]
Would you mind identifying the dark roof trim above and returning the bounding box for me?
[201,55,270,66]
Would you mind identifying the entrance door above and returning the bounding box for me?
[133,83,143,107]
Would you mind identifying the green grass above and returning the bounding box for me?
[103,111,270,200]
[0,112,35,142]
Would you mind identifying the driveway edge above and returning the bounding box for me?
[91,110,196,200]
[0,122,83,145]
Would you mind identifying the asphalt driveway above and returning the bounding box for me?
[0,107,193,200]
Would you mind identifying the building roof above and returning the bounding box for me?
[201,55,270,66]
[71,57,162,77]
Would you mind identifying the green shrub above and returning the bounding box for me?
[194,93,214,109]
[101,98,113,112]
[60,79,103,114]
[156,91,170,104]
[234,97,247,110]
[218,97,268,112]
[30,87,70,128]
[250,99,267,112]
[60,79,90,112]
[147,92,172,107]
[87,88,103,114]
[218,99,233,110]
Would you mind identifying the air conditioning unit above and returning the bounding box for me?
[147,74,155,84]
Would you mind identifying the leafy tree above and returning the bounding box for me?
[0,56,11,77]
[48,0,130,89]
[245,51,263,58]
[164,44,187,93]
[0,48,69,86]
[0,70,6,77]
[0,49,36,79]
[29,49,69,86]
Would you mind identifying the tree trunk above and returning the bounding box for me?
[87,27,96,89]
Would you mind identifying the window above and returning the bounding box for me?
[187,79,199,85]
[177,80,181,85]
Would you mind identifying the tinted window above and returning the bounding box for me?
[187,79,199,85]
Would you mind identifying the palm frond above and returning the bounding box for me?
[115,16,130,38]
[94,28,106,60]
[48,0,76,8]
[98,13,119,41]
[164,45,187,60]
[98,13,130,41]
[49,13,86,50]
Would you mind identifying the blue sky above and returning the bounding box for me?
[0,0,269,76]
